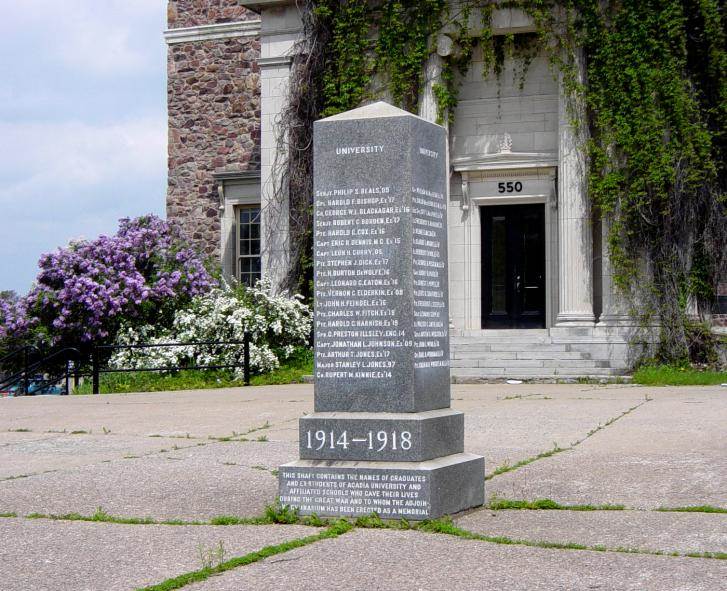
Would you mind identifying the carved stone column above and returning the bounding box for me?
[419,53,443,123]
[556,49,595,326]
[598,216,631,326]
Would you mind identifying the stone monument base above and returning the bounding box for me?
[278,453,484,520]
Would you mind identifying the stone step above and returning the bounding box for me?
[450,358,608,369]
[540,359,610,368]
[451,343,568,352]
[489,343,567,352]
[451,359,546,369]
[450,366,620,377]
[454,329,549,338]
[451,373,631,384]
[451,350,591,361]
[451,337,552,345]
[516,351,591,360]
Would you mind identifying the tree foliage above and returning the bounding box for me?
[1,215,215,349]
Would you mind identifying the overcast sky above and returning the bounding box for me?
[0,0,167,294]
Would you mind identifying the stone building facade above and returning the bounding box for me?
[166,0,261,270]
[165,1,723,377]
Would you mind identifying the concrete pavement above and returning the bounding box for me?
[1,383,725,590]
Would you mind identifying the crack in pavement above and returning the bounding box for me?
[485,398,652,480]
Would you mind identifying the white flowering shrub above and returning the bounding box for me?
[110,280,311,378]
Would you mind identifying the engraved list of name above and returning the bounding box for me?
[314,145,448,381]
[315,143,406,384]
[412,146,448,372]
[313,114,450,413]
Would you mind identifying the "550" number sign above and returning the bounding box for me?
[498,181,523,193]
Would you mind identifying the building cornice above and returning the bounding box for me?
[452,152,557,172]
[164,20,261,45]
[258,56,294,69]
[240,0,294,12]
[213,170,261,182]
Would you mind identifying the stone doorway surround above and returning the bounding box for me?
[451,160,558,331]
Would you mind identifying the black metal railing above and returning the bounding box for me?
[89,334,252,394]
[1,334,251,396]
[0,347,80,396]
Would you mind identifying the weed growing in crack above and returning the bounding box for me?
[487,496,625,511]
[486,443,566,480]
[264,502,299,524]
[136,520,352,591]
[656,505,727,514]
[197,541,226,570]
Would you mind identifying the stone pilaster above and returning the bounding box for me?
[418,53,443,124]
[254,1,303,292]
[556,49,595,326]
[259,56,293,292]
[597,216,631,326]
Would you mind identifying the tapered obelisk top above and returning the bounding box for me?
[319,100,437,124]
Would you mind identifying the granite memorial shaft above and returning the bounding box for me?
[279,102,484,519]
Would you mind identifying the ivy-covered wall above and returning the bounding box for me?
[276,0,725,363]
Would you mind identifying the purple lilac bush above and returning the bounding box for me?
[6,215,215,347]
[0,295,34,346]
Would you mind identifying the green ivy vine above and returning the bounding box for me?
[284,0,726,364]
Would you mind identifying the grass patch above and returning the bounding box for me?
[263,502,300,524]
[684,551,727,559]
[249,349,313,386]
[632,365,727,386]
[74,370,246,395]
[73,350,313,394]
[8,428,32,432]
[656,505,727,514]
[0,512,17,518]
[23,503,310,528]
[27,508,159,525]
[488,497,625,511]
[136,520,352,591]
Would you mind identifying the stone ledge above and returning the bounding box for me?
[164,20,261,44]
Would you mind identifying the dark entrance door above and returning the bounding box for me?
[482,204,546,328]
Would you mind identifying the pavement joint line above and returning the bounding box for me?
[486,497,627,511]
[0,419,279,483]
[499,393,552,401]
[2,508,724,563]
[0,431,67,449]
[146,419,276,443]
[483,498,727,513]
[485,398,651,480]
[0,469,59,483]
[134,521,353,591]
[4,501,723,526]
[416,518,727,560]
[0,439,207,483]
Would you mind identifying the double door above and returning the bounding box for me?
[481,204,546,329]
